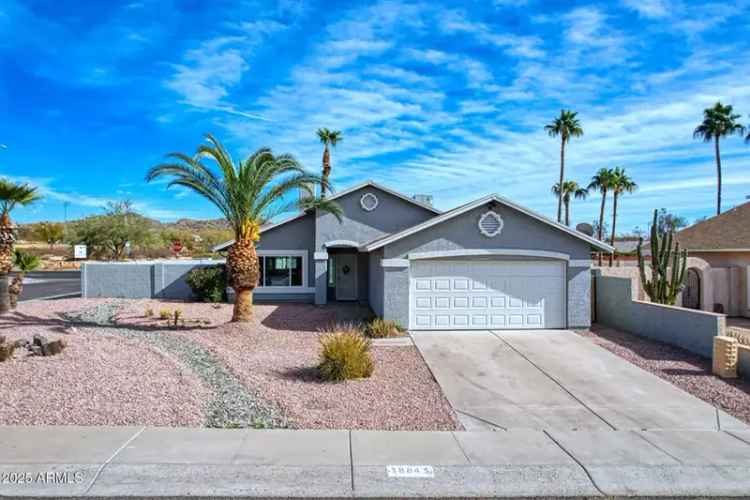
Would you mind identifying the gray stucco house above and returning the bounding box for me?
[215,181,613,330]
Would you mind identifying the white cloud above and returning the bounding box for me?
[620,0,670,18]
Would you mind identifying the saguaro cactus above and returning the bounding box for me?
[637,209,688,305]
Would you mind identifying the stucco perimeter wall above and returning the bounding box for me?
[368,249,384,317]
[82,260,223,299]
[595,274,725,358]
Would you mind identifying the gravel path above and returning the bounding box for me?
[578,324,750,425]
[65,302,289,429]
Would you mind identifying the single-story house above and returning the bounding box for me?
[675,201,750,317]
[214,181,613,330]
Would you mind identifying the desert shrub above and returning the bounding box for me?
[173,309,182,326]
[366,318,406,338]
[186,265,227,303]
[318,326,374,382]
[144,308,154,318]
[159,309,171,320]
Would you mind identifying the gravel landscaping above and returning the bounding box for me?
[578,324,750,425]
[1,298,459,430]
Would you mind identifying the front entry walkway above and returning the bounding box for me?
[413,330,748,432]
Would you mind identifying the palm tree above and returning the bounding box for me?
[588,168,615,265]
[147,134,342,322]
[316,128,342,198]
[545,110,583,223]
[551,180,588,226]
[8,250,40,309]
[0,180,41,314]
[608,167,637,266]
[693,102,745,215]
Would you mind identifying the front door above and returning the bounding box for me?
[683,268,701,310]
[335,253,358,301]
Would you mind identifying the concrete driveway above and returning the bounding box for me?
[413,330,748,432]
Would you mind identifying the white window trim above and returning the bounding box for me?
[255,250,311,294]
[360,192,379,211]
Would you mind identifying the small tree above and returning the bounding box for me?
[68,201,154,260]
[637,209,688,305]
[35,222,65,248]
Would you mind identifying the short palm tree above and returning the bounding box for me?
[9,250,40,309]
[588,168,616,265]
[693,102,745,215]
[608,167,637,266]
[147,134,342,322]
[545,110,583,224]
[551,181,588,226]
[316,128,342,198]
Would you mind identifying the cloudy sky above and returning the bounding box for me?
[1,0,749,233]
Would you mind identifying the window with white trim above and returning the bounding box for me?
[256,251,307,290]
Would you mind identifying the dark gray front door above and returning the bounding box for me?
[683,268,700,310]
[335,254,357,301]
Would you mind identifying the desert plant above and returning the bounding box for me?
[637,209,688,305]
[147,134,342,322]
[0,342,15,362]
[173,309,182,326]
[185,265,227,303]
[8,250,41,308]
[144,308,154,317]
[318,326,374,381]
[366,318,406,338]
[159,308,171,320]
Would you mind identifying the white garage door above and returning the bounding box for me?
[410,260,566,330]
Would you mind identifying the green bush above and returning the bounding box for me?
[186,265,227,303]
[318,326,374,382]
[366,318,406,338]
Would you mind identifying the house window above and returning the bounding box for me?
[256,251,306,289]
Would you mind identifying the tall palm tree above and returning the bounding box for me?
[551,180,588,226]
[316,128,342,198]
[588,168,616,265]
[147,134,342,322]
[693,102,745,215]
[545,110,583,223]
[0,179,41,314]
[608,167,637,266]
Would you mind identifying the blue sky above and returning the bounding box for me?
[1,0,749,233]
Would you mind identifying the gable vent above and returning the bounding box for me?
[478,211,504,237]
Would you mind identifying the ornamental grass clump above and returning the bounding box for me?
[318,326,374,382]
[366,318,406,338]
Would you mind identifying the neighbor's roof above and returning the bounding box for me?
[361,194,614,253]
[212,180,441,252]
[676,201,750,251]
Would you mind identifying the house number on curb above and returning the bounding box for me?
[386,465,435,478]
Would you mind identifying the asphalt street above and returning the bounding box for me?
[18,270,81,301]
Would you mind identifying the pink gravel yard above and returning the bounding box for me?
[117,300,460,431]
[1,299,460,430]
[579,324,750,425]
[0,299,208,426]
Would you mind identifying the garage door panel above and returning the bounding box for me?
[410,259,565,330]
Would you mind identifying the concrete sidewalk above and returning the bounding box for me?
[3,426,750,498]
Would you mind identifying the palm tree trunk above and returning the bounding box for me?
[8,273,22,309]
[714,136,722,216]
[0,274,9,315]
[321,145,330,199]
[557,138,565,223]
[564,198,570,226]
[609,193,619,267]
[597,189,607,266]
[232,289,253,322]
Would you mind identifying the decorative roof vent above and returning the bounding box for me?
[360,192,379,212]
[478,211,504,237]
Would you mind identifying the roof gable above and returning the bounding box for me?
[362,194,614,252]
[676,201,750,251]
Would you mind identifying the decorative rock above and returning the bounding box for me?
[43,339,65,356]
[33,334,48,348]
[30,345,42,356]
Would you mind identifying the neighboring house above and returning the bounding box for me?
[675,201,750,318]
[214,181,612,330]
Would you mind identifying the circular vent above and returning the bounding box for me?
[360,192,379,212]
[478,211,504,237]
